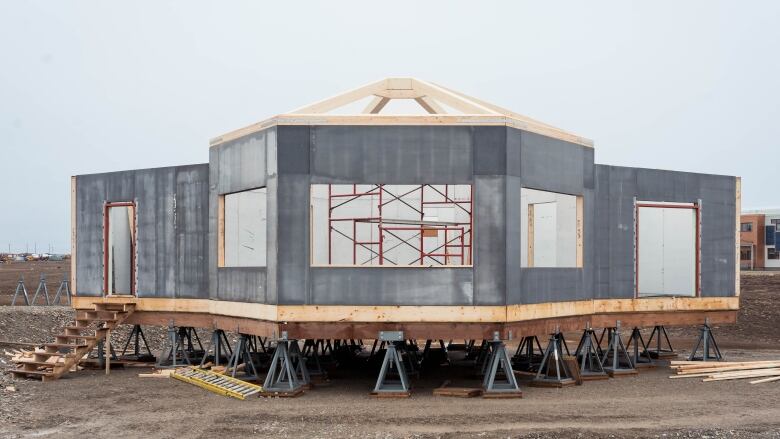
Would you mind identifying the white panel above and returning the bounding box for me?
[224,188,267,267]
[108,206,132,294]
[661,208,696,296]
[637,207,665,296]
[533,202,557,267]
[521,188,578,268]
[637,206,696,297]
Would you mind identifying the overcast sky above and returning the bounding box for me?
[1,1,778,253]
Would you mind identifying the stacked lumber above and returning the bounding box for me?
[669,360,780,384]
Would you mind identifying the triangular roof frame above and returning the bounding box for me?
[211,77,592,148]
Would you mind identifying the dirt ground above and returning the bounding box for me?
[0,261,70,306]
[1,270,779,438]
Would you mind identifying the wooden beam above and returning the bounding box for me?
[362,96,390,114]
[414,96,446,114]
[287,78,388,114]
[410,78,497,114]
[72,296,739,325]
[210,114,594,148]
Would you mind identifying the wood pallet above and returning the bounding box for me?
[433,380,483,398]
[10,300,136,382]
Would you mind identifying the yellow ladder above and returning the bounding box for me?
[172,367,263,400]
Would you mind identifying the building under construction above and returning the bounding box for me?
[14,78,741,393]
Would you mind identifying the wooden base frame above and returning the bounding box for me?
[72,296,738,339]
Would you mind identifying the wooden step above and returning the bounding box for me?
[44,343,88,350]
[32,351,75,359]
[56,335,98,342]
[17,360,67,368]
[10,369,54,378]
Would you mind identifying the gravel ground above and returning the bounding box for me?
[0,273,779,438]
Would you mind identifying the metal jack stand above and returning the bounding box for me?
[574,325,608,380]
[157,324,192,368]
[11,276,30,306]
[263,332,307,396]
[372,331,411,397]
[200,329,232,367]
[301,339,326,378]
[52,275,72,306]
[482,332,522,397]
[227,333,262,381]
[513,335,545,372]
[31,273,50,306]
[688,318,723,362]
[600,321,638,377]
[531,329,576,387]
[646,325,676,359]
[121,325,155,362]
[626,327,654,368]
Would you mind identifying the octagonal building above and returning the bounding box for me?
[71,78,740,341]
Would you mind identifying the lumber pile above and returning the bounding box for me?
[669,360,780,384]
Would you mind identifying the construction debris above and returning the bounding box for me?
[138,369,174,378]
[669,360,780,383]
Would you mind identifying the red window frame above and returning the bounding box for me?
[103,201,137,296]
[634,202,701,298]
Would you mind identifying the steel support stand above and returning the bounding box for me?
[688,318,723,362]
[482,333,522,396]
[263,332,305,394]
[646,325,676,359]
[11,276,30,306]
[574,325,608,380]
[626,327,654,368]
[52,276,72,306]
[532,329,576,387]
[157,324,192,368]
[512,335,545,372]
[227,333,261,380]
[372,331,410,396]
[121,324,154,361]
[600,321,637,376]
[31,273,50,306]
[302,339,326,377]
[200,329,232,367]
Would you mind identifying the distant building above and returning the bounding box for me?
[741,209,780,270]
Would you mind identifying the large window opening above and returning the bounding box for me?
[635,201,699,297]
[311,184,472,267]
[520,188,583,268]
[104,202,136,295]
[219,187,267,267]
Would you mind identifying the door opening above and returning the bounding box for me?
[103,202,136,296]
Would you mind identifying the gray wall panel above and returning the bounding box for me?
[310,126,473,184]
[175,166,210,298]
[75,175,106,296]
[216,131,267,194]
[473,176,506,305]
[473,126,506,175]
[518,130,593,195]
[310,268,473,305]
[217,267,266,302]
[75,164,209,299]
[208,148,219,300]
[594,165,736,299]
[277,126,310,175]
[276,174,309,304]
[505,176,522,304]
